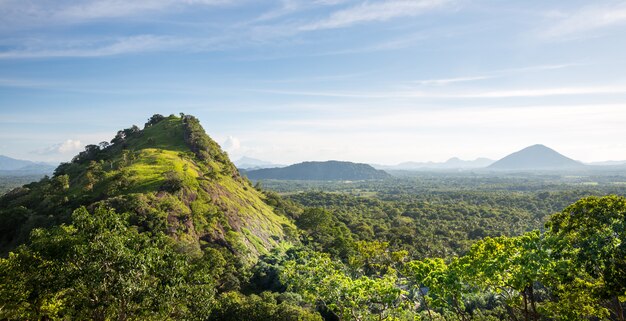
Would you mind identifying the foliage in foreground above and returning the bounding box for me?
[0,207,225,320]
[277,195,626,321]
[2,193,625,320]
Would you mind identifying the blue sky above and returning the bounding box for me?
[1,0,626,164]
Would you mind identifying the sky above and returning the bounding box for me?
[1,0,626,165]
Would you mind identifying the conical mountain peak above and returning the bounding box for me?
[489,144,584,170]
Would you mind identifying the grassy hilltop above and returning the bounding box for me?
[0,114,294,258]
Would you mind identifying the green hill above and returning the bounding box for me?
[244,160,391,181]
[0,114,294,259]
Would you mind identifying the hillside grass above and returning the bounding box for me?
[1,114,295,260]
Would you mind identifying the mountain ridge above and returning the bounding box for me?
[373,157,494,170]
[244,160,390,181]
[235,156,285,170]
[0,155,56,174]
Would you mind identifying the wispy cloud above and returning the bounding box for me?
[411,63,582,87]
[264,26,464,59]
[251,84,626,99]
[59,0,235,20]
[246,88,416,99]
[415,76,493,86]
[251,0,350,23]
[543,3,626,38]
[0,0,238,27]
[497,63,583,73]
[0,0,455,59]
[299,0,451,31]
[36,139,83,155]
[0,78,53,88]
[0,35,200,59]
[268,104,626,131]
[259,72,370,84]
[461,86,626,98]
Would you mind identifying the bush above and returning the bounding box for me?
[162,170,183,192]
[211,291,322,321]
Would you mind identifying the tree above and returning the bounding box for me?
[211,291,322,321]
[53,174,70,191]
[111,130,126,145]
[457,232,551,321]
[405,257,470,321]
[123,125,141,137]
[281,250,410,321]
[145,114,166,127]
[347,240,407,277]
[0,207,223,320]
[72,144,102,163]
[84,171,96,191]
[296,208,332,232]
[546,195,626,320]
[295,208,354,257]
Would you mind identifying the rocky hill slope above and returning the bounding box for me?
[0,114,294,259]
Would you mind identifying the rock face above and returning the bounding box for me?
[488,144,584,170]
[244,160,391,181]
[0,114,293,259]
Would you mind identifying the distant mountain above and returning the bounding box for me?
[488,144,584,170]
[438,157,494,169]
[587,160,626,166]
[374,157,494,170]
[0,155,37,170]
[0,155,56,175]
[244,160,391,181]
[235,156,284,170]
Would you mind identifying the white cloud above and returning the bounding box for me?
[543,3,626,38]
[58,139,83,153]
[222,136,241,152]
[36,139,83,155]
[299,0,450,31]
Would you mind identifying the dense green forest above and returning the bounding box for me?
[1,115,625,320]
[0,174,48,195]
